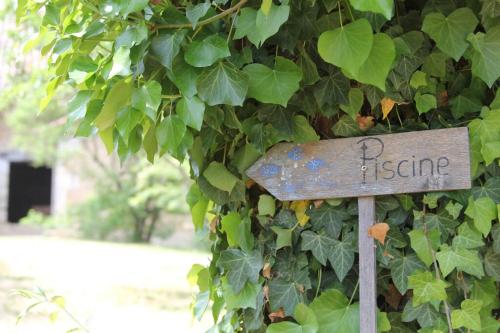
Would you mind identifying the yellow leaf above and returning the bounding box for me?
[368,222,390,244]
[291,200,310,226]
[381,97,396,120]
[50,296,65,308]
[261,0,272,15]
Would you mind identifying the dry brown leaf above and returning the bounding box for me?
[268,308,285,322]
[263,285,270,301]
[313,200,324,208]
[245,179,256,189]
[383,250,395,259]
[384,283,402,309]
[356,114,375,131]
[263,262,272,279]
[438,90,449,107]
[368,222,390,244]
[381,97,396,120]
[209,216,219,234]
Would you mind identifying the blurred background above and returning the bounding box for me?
[0,1,211,332]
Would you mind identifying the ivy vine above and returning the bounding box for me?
[20,0,500,332]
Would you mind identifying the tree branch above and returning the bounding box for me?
[154,0,248,30]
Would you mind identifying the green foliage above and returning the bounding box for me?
[74,157,189,242]
[23,0,500,331]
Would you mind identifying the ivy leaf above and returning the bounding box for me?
[221,212,254,251]
[222,278,261,310]
[203,161,239,193]
[390,254,426,294]
[309,205,350,239]
[451,299,482,331]
[218,249,263,294]
[258,194,276,216]
[484,249,500,280]
[300,231,335,266]
[445,201,463,219]
[436,244,484,278]
[421,8,478,61]
[348,0,394,20]
[332,115,362,137]
[132,80,162,120]
[94,79,133,130]
[407,271,449,306]
[109,46,131,78]
[114,24,148,50]
[409,228,440,267]
[310,289,360,333]
[186,2,211,29]
[340,88,364,120]
[465,196,497,236]
[176,96,205,131]
[244,56,302,107]
[402,301,441,328]
[255,3,290,47]
[313,70,350,107]
[481,141,500,165]
[267,303,318,333]
[269,279,304,316]
[116,107,141,139]
[184,35,231,67]
[68,90,93,121]
[293,115,319,143]
[156,114,186,154]
[234,8,260,46]
[118,0,148,16]
[414,92,437,114]
[348,33,396,91]
[328,236,355,281]
[271,226,293,249]
[452,222,484,249]
[197,62,249,106]
[318,19,374,75]
[468,25,500,87]
[167,57,200,98]
[151,30,187,70]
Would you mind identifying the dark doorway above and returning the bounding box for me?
[7,162,52,223]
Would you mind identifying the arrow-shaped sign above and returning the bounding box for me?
[247,127,471,201]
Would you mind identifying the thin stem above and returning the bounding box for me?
[161,94,181,99]
[155,0,248,30]
[227,7,240,43]
[315,268,323,298]
[343,0,355,21]
[61,307,90,333]
[348,279,360,306]
[338,1,343,28]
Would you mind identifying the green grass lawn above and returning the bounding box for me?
[0,236,212,333]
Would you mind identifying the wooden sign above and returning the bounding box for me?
[247,127,471,201]
[247,127,472,333]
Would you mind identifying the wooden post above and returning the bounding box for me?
[358,196,377,333]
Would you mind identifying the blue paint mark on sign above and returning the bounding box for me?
[283,182,296,193]
[259,163,281,177]
[288,147,303,160]
[306,159,326,171]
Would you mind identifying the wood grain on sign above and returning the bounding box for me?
[247,127,471,201]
